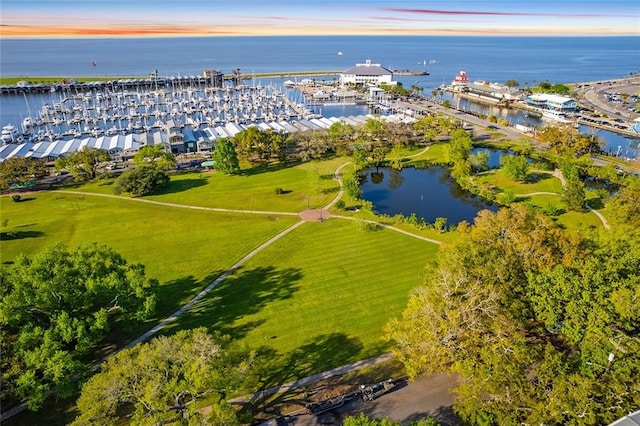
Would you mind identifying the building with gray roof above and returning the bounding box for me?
[341,60,393,87]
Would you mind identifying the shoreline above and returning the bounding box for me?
[0,71,342,88]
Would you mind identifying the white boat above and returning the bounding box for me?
[1,124,23,144]
[337,51,343,56]
[542,110,573,123]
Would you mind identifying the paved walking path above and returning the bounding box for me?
[232,353,395,404]
[125,220,306,349]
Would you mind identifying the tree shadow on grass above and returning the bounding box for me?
[11,196,37,202]
[164,265,303,338]
[526,172,553,184]
[102,271,226,350]
[156,177,208,195]
[0,230,45,241]
[237,160,303,177]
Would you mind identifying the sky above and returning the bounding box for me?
[1,0,639,38]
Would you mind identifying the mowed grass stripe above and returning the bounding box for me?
[168,219,439,372]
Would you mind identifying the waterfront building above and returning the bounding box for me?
[202,69,224,88]
[340,60,393,87]
[452,70,469,85]
[525,94,577,111]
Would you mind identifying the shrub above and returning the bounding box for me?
[275,187,284,195]
[113,165,169,196]
[499,189,517,205]
[335,200,346,210]
[11,194,21,202]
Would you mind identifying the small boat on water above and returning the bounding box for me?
[1,124,23,144]
[542,109,573,123]
[337,51,343,56]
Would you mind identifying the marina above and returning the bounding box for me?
[0,79,330,161]
[0,77,420,163]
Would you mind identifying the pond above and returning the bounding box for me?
[358,165,498,225]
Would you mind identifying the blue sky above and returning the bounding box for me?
[2,0,639,37]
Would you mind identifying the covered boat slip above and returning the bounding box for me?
[0,113,415,162]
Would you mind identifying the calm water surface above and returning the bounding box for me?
[1,36,638,155]
[359,166,498,224]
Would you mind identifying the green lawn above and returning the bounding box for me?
[473,169,610,231]
[165,218,439,382]
[474,169,563,194]
[78,158,348,212]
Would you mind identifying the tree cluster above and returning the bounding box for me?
[500,154,530,182]
[55,147,110,181]
[133,144,177,170]
[343,413,440,426]
[72,328,256,425]
[232,127,290,165]
[0,157,46,190]
[538,126,601,157]
[0,243,158,410]
[385,204,640,425]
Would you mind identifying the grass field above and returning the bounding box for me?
[164,218,439,383]
[1,158,442,423]
[78,158,348,212]
[473,169,608,231]
[474,169,563,194]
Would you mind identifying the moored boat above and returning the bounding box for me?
[1,124,23,144]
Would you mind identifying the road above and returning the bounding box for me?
[263,373,460,426]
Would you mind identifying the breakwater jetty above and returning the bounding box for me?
[0,71,343,96]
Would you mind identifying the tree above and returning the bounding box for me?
[212,138,240,174]
[342,171,361,199]
[55,147,110,180]
[469,150,490,173]
[505,79,519,89]
[113,164,170,196]
[561,161,586,211]
[72,328,255,425]
[500,154,529,181]
[363,117,384,138]
[385,206,640,425]
[0,243,158,410]
[446,129,472,182]
[607,186,640,225]
[234,126,268,164]
[352,147,369,171]
[343,413,440,426]
[133,144,176,170]
[0,157,46,190]
[328,121,356,144]
[371,147,386,167]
